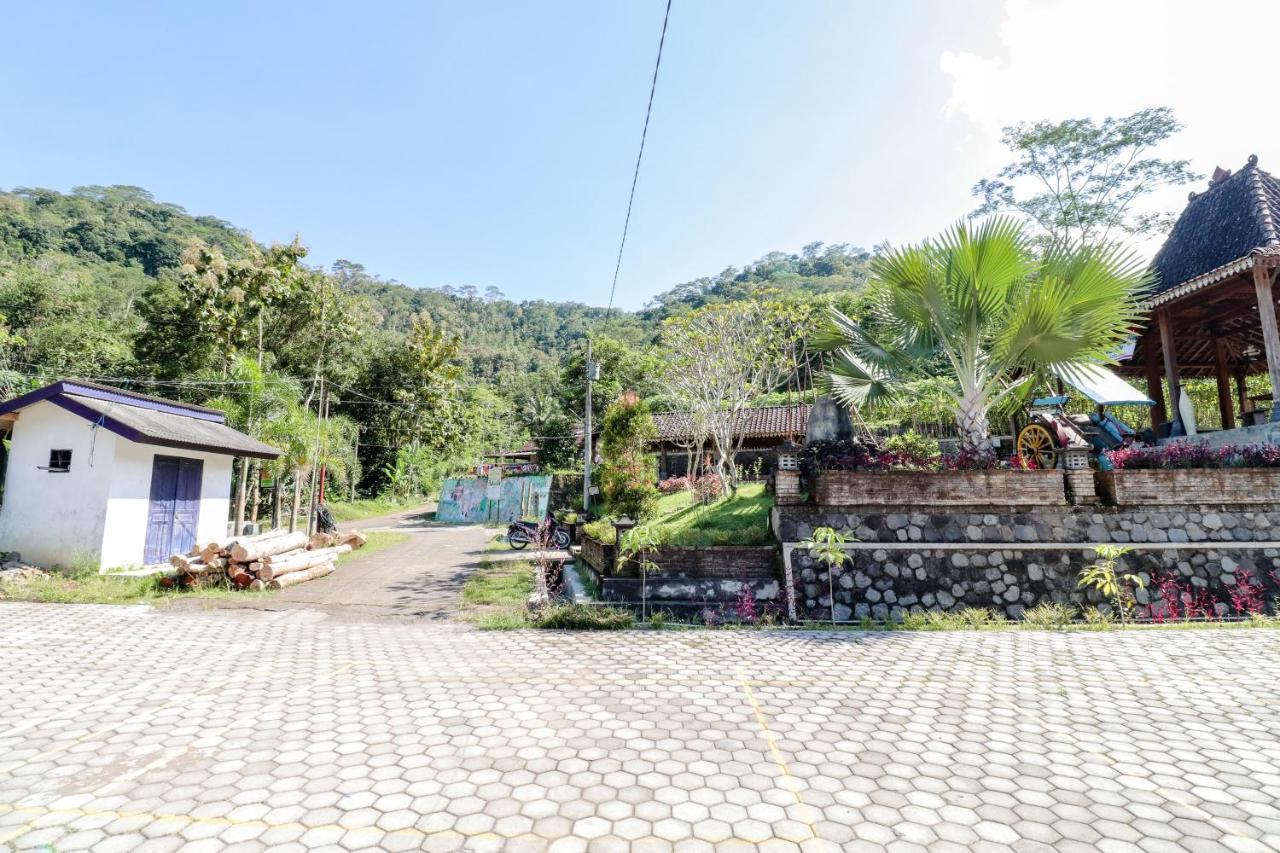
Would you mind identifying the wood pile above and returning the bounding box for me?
[170,528,367,590]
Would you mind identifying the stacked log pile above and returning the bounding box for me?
[170,528,367,590]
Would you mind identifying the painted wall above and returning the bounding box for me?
[102,441,233,569]
[437,475,551,524]
[0,400,236,569]
[0,401,117,568]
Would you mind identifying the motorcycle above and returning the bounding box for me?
[506,515,571,550]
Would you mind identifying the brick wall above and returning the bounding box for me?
[616,545,778,579]
[1098,469,1280,505]
[579,534,616,574]
[812,469,1066,507]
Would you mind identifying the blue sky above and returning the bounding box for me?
[4,1,1276,309]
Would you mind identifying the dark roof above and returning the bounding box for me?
[1151,155,1280,294]
[652,404,811,442]
[0,380,281,459]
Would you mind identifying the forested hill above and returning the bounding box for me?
[0,184,871,388]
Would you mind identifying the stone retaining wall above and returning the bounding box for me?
[774,505,1280,545]
[776,503,1280,621]
[787,544,1280,621]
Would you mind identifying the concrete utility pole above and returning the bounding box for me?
[583,339,596,513]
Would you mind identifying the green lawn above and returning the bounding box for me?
[583,483,774,547]
[0,530,411,606]
[327,496,429,523]
[336,530,410,564]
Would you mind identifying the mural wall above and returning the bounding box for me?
[436,474,552,524]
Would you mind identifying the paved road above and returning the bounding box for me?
[173,508,490,623]
[3,598,1280,851]
[4,527,1280,852]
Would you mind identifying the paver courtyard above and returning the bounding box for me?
[1,601,1279,852]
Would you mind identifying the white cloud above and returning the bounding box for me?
[940,0,1280,253]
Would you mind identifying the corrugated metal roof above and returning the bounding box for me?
[55,394,281,459]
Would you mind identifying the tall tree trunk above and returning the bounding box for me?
[249,460,261,523]
[289,469,303,532]
[955,388,994,460]
[234,456,249,533]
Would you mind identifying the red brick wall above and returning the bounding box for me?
[1098,469,1280,505]
[813,470,1066,507]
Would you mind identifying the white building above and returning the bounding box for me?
[0,380,280,570]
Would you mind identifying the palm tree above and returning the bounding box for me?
[206,356,303,531]
[813,218,1148,458]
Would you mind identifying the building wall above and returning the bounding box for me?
[0,401,118,568]
[102,441,233,569]
[0,400,236,569]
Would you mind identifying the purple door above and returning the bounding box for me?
[143,456,203,564]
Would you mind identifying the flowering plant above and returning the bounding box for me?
[1106,442,1280,470]
[657,475,692,494]
[799,439,1035,473]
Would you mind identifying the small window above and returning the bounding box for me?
[44,449,71,472]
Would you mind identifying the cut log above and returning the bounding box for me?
[336,530,368,549]
[308,532,337,550]
[269,561,335,589]
[229,531,310,563]
[248,578,269,591]
[265,545,351,577]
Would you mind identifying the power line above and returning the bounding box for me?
[606,0,673,312]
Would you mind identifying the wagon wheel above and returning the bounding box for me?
[1017,422,1059,469]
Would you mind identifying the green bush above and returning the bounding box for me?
[534,603,635,630]
[882,430,941,460]
[581,519,617,543]
[1021,601,1076,628]
[598,396,659,520]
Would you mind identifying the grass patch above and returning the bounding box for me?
[1,564,264,606]
[327,496,424,523]
[583,483,774,547]
[462,559,535,606]
[337,531,410,564]
[460,556,536,628]
[485,534,513,552]
[533,603,635,630]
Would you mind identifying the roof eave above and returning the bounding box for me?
[49,395,281,460]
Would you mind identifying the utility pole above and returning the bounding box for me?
[583,339,596,513]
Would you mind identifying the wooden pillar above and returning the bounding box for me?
[1236,366,1249,417]
[1252,263,1280,421]
[1213,337,1236,430]
[1143,330,1167,432]
[1157,310,1181,433]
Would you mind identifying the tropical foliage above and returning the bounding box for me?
[813,217,1149,457]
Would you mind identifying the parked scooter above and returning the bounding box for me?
[506,514,571,550]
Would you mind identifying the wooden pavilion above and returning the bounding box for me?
[1123,155,1280,437]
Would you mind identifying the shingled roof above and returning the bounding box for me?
[652,404,811,442]
[1150,155,1280,299]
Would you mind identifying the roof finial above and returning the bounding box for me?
[1211,166,1232,186]
[1248,154,1259,168]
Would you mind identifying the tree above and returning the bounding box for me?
[598,394,658,520]
[970,107,1198,246]
[813,218,1148,458]
[204,355,304,531]
[176,236,307,371]
[661,300,801,489]
[556,336,658,419]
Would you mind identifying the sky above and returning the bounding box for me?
[3,0,1278,310]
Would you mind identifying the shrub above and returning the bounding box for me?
[598,396,659,520]
[882,430,941,460]
[657,475,692,494]
[534,603,635,630]
[691,474,723,503]
[1021,602,1076,628]
[799,438,1021,474]
[581,519,616,544]
[1106,441,1280,470]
